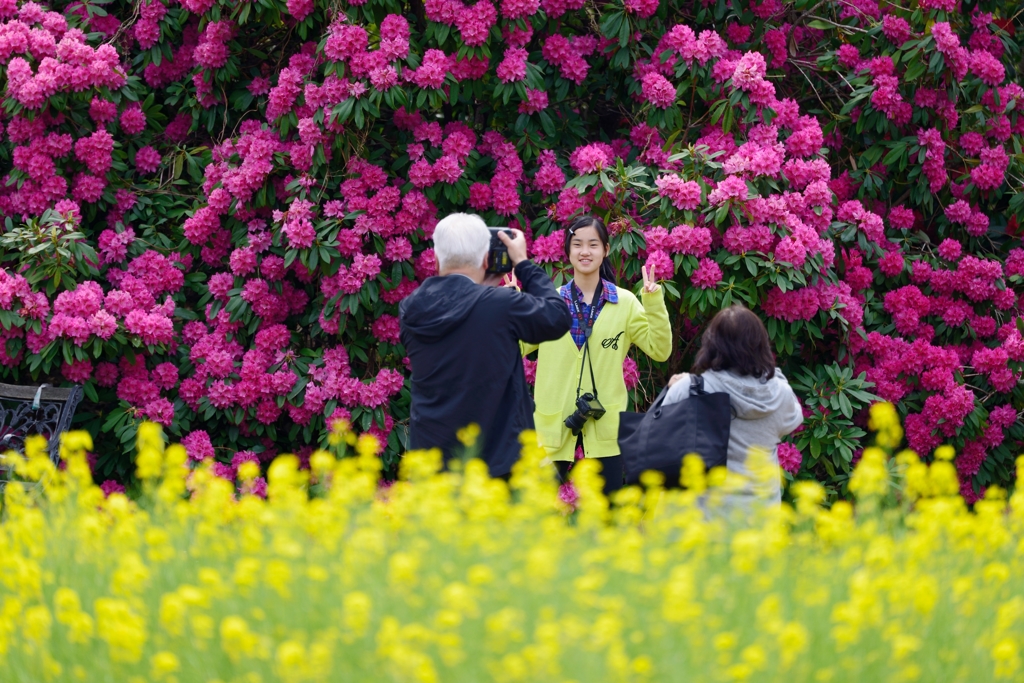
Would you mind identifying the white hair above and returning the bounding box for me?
[432,212,490,272]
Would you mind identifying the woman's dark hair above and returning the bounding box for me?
[564,215,616,284]
[692,305,776,379]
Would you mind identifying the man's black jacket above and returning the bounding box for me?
[399,260,571,476]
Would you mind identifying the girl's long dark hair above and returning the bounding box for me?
[692,305,776,379]
[564,215,616,284]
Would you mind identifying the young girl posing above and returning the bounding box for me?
[522,215,672,495]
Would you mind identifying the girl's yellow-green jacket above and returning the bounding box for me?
[524,281,672,462]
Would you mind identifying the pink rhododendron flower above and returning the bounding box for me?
[496,47,528,83]
[569,144,612,174]
[777,442,802,474]
[183,430,215,462]
[691,258,722,289]
[655,176,702,210]
[641,72,677,108]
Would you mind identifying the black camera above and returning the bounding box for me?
[564,392,606,436]
[486,227,514,274]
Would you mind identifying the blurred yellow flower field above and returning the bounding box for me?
[1,405,1023,683]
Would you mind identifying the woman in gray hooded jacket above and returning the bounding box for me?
[662,305,803,512]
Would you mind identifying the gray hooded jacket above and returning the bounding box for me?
[662,368,803,511]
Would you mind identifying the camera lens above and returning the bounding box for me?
[564,410,588,436]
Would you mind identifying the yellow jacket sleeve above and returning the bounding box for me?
[520,341,539,356]
[627,286,672,362]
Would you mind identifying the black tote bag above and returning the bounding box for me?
[619,374,731,487]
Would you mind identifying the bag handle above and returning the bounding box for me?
[649,387,669,418]
[650,373,704,419]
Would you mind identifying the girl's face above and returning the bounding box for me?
[568,226,609,277]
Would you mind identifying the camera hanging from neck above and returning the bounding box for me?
[570,281,602,402]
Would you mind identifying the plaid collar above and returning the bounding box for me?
[559,279,619,305]
[560,279,618,349]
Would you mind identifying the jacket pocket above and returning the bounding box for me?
[534,411,566,451]
[594,411,621,442]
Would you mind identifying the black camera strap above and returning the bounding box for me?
[575,336,599,401]
[569,281,602,402]
[568,279,603,337]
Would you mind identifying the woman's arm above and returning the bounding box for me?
[627,287,673,362]
[774,370,805,437]
[660,372,691,406]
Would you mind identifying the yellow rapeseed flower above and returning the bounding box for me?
[23,604,52,643]
[356,433,381,458]
[869,401,903,449]
[220,616,259,662]
[151,651,180,679]
[456,423,481,447]
[95,598,147,663]
[1,398,1023,683]
[849,447,889,498]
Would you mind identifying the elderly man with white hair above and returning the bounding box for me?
[399,213,571,477]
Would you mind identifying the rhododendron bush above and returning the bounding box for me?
[0,0,1021,499]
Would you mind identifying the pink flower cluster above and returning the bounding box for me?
[412,48,451,89]
[644,225,713,258]
[569,143,612,174]
[641,72,676,109]
[930,22,969,81]
[708,176,749,205]
[322,253,381,299]
[194,20,234,70]
[763,282,861,325]
[970,145,1009,192]
[944,199,989,237]
[723,124,786,178]
[881,15,911,47]
[133,0,167,50]
[530,230,565,264]
[623,0,658,18]
[538,0,585,19]
[654,175,702,210]
[690,258,722,289]
[532,151,566,195]
[869,57,911,125]
[275,198,317,249]
[323,15,410,95]
[519,88,549,114]
[661,24,727,66]
[917,128,948,193]
[3,17,126,110]
[542,33,597,85]
[729,51,776,106]
[496,47,528,83]
[777,442,802,474]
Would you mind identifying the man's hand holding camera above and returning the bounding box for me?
[483,229,528,286]
[496,229,528,265]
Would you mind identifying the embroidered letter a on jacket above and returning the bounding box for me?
[601,331,624,350]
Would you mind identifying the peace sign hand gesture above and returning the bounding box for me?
[641,264,660,294]
[501,271,519,289]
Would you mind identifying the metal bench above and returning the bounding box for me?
[0,383,83,464]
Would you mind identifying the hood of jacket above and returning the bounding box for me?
[399,274,486,343]
[702,369,795,420]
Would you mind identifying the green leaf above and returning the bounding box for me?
[904,60,927,81]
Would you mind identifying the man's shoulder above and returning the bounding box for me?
[476,282,518,305]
